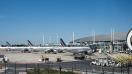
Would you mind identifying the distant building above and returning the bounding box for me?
[73,32,128,52]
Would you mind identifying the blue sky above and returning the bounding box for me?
[0,0,132,44]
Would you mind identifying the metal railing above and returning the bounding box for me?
[0,61,131,74]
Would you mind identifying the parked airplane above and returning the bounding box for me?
[6,42,12,47]
[0,38,92,54]
[59,38,92,54]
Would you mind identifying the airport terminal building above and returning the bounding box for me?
[73,32,128,52]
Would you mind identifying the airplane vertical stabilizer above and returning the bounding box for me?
[6,42,12,47]
[27,40,34,46]
[60,38,67,47]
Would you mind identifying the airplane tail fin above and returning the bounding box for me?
[6,41,12,47]
[27,40,33,46]
[60,38,66,47]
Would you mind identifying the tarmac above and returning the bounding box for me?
[0,50,109,63]
[3,52,76,63]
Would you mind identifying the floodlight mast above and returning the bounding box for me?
[43,35,44,46]
[111,28,114,43]
[73,32,75,45]
[92,30,95,44]
[56,33,59,46]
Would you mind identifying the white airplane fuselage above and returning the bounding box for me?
[0,46,90,50]
[0,46,92,53]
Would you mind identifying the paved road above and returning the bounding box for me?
[0,60,132,74]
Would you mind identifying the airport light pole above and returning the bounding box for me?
[113,28,115,52]
[73,32,75,45]
[111,28,115,53]
[93,31,95,44]
[56,34,59,46]
[92,30,95,44]
[43,35,44,46]
[49,36,51,45]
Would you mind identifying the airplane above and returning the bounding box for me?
[1,41,29,51]
[0,38,92,54]
[26,38,92,54]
